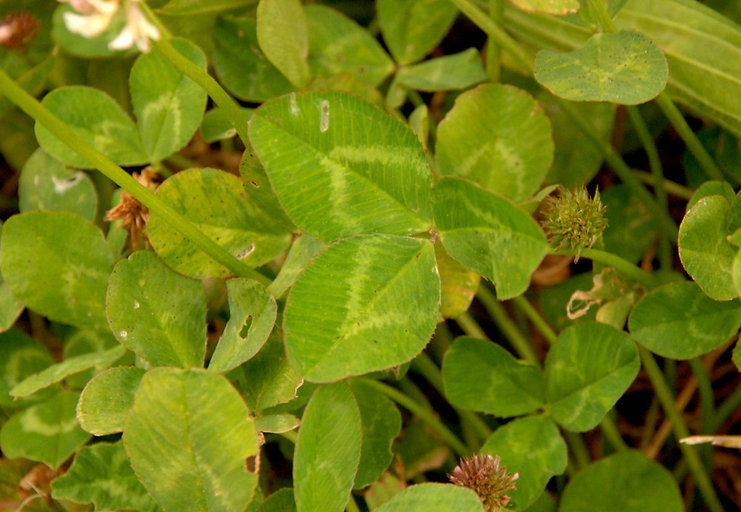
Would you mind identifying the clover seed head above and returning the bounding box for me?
[449,454,519,511]
[542,187,607,260]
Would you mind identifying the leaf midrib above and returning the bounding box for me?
[254,113,430,228]
[303,241,433,375]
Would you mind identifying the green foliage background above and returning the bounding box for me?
[0,0,739,511]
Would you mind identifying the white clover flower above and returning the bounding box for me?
[108,2,159,53]
[59,0,159,53]
[61,0,119,38]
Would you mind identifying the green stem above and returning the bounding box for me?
[448,0,532,69]
[511,295,557,345]
[632,170,693,200]
[626,105,672,270]
[626,107,668,210]
[689,358,715,476]
[411,351,445,391]
[556,100,679,241]
[411,352,493,441]
[475,285,541,367]
[399,376,435,412]
[600,416,628,451]
[141,3,251,145]
[149,161,172,178]
[585,0,618,33]
[359,378,471,457]
[429,323,497,459]
[564,430,591,470]
[431,320,455,362]
[0,67,269,285]
[408,89,425,108]
[165,152,198,171]
[654,93,725,183]
[688,358,714,434]
[638,347,724,512]
[141,3,171,38]
[664,358,676,396]
[346,495,361,512]
[549,247,659,289]
[485,0,504,81]
[674,381,741,482]
[710,380,741,433]
[640,398,661,448]
[455,310,489,341]
[659,227,674,270]
[674,371,741,472]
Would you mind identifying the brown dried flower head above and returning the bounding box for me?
[449,454,519,511]
[105,168,159,249]
[0,12,40,49]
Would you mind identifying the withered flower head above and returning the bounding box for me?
[541,186,607,261]
[449,454,519,511]
[105,168,159,249]
[0,12,40,49]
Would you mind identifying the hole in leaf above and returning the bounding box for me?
[245,455,259,474]
[236,243,255,259]
[239,315,253,338]
[319,100,330,132]
[51,172,83,193]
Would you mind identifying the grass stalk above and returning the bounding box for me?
[0,66,269,285]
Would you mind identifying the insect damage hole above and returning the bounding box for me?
[245,454,260,474]
[52,172,84,193]
[236,243,255,259]
[239,315,253,338]
[319,100,330,133]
